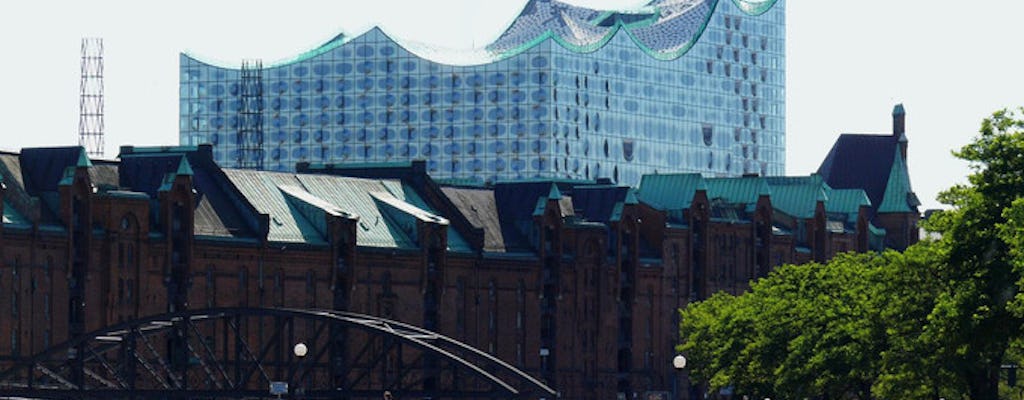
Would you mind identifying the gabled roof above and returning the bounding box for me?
[705,175,770,212]
[637,173,705,212]
[19,147,88,196]
[572,185,632,223]
[441,186,528,253]
[825,188,871,224]
[817,133,918,218]
[764,175,828,220]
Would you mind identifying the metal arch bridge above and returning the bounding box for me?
[0,307,557,399]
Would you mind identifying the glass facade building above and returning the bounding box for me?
[180,0,785,185]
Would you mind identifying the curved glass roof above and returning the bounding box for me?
[183,0,779,68]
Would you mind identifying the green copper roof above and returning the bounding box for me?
[176,157,194,177]
[825,189,871,223]
[75,147,92,168]
[705,176,770,206]
[637,173,706,211]
[764,175,829,219]
[877,148,919,213]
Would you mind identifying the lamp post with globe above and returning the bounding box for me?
[672,354,686,399]
[294,343,308,397]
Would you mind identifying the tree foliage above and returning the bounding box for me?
[679,108,1024,399]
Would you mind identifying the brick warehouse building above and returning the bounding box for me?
[0,107,917,399]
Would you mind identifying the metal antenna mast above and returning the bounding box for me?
[238,59,264,170]
[79,38,104,157]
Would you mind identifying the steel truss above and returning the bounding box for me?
[0,307,556,399]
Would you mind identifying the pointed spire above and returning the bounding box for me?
[176,156,194,176]
[76,147,93,168]
[547,183,562,200]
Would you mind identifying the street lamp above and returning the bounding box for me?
[294,342,308,358]
[673,354,687,370]
[672,354,687,400]
[294,343,308,397]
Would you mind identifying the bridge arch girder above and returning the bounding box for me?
[0,307,556,399]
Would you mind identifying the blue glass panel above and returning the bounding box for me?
[380,144,395,158]
[443,126,460,139]
[313,63,330,76]
[531,89,548,103]
[379,77,395,89]
[315,96,330,109]
[358,77,373,91]
[210,133,220,144]
[402,127,416,140]
[470,125,484,137]
[426,126,440,138]
[444,92,461,104]
[271,148,282,160]
[335,145,351,158]
[356,45,374,57]
[400,76,416,89]
[292,81,308,93]
[400,144,417,157]
[489,158,507,171]
[356,128,370,141]
[468,74,484,87]
[531,56,548,68]
[378,94,396,107]
[400,93,417,106]
[357,61,373,74]
[379,128,394,140]
[401,61,417,72]
[489,124,505,136]
[273,130,286,142]
[444,75,462,88]
[359,112,374,124]
[211,117,223,128]
[488,73,506,86]
[513,123,527,137]
[380,45,395,56]
[488,141,506,154]
[488,108,505,121]
[510,71,525,86]
[511,158,526,171]
[510,90,525,103]
[336,129,351,142]
[422,143,439,156]
[292,114,309,127]
[336,63,352,74]
[469,158,483,171]
[445,143,461,155]
[357,95,371,109]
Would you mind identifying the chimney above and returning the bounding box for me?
[892,103,907,160]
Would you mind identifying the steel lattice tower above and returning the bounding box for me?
[237,59,264,170]
[79,38,104,157]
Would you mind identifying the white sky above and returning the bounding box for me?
[3,0,1024,211]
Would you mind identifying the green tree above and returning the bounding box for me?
[680,252,896,399]
[679,108,1024,399]
[924,107,1024,399]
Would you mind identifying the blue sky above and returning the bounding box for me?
[2,0,1023,210]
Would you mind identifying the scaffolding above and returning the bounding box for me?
[237,59,264,170]
[79,38,104,157]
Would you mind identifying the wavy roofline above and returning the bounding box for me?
[181,0,779,69]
